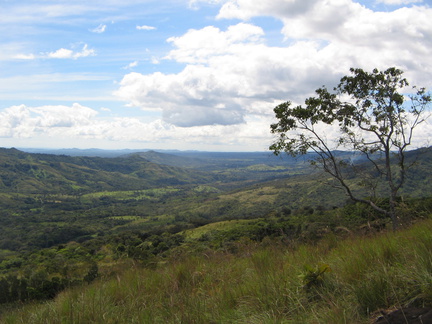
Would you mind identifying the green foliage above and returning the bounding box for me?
[270,67,431,230]
[299,263,331,289]
[3,218,432,323]
[270,67,430,157]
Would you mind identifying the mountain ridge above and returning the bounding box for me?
[0,148,215,194]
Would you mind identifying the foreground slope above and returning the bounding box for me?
[3,217,432,323]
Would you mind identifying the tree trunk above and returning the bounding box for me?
[389,192,398,231]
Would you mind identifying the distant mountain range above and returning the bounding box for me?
[0,147,309,195]
[2,146,431,198]
[18,147,151,157]
[15,147,331,169]
[0,148,215,194]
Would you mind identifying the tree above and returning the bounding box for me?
[270,67,431,230]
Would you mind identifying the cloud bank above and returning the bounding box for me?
[115,0,432,137]
[0,104,274,150]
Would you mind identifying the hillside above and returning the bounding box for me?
[135,150,303,170]
[0,146,430,253]
[0,148,215,194]
[2,216,432,323]
[0,146,431,323]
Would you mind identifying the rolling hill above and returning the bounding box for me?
[0,148,215,194]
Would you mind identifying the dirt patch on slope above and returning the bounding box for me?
[374,307,432,323]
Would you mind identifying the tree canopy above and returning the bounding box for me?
[270,67,431,229]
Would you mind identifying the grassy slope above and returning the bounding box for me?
[3,217,432,324]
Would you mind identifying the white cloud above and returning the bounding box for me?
[376,0,423,4]
[2,0,431,151]
[0,104,98,138]
[91,24,107,33]
[13,53,36,60]
[165,23,265,63]
[215,0,317,20]
[71,44,96,59]
[45,44,96,59]
[124,61,139,69]
[0,104,273,151]
[136,25,156,30]
[116,22,306,128]
[113,0,432,148]
[115,23,351,127]
[3,42,93,62]
[188,0,224,10]
[151,57,160,64]
[47,48,74,59]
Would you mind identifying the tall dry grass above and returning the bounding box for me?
[2,219,432,323]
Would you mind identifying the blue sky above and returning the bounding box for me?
[0,0,431,151]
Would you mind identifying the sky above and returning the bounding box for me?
[0,0,431,152]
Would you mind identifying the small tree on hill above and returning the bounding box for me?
[270,67,431,230]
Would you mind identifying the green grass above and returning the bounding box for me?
[245,164,288,171]
[80,188,181,203]
[183,219,257,240]
[108,216,142,221]
[109,214,175,232]
[218,186,280,206]
[3,218,432,323]
[192,185,221,193]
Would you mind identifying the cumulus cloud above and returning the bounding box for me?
[115,23,346,127]
[115,0,432,136]
[116,23,316,127]
[215,0,317,20]
[376,0,423,4]
[163,106,244,127]
[0,104,97,138]
[188,0,224,10]
[165,23,265,63]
